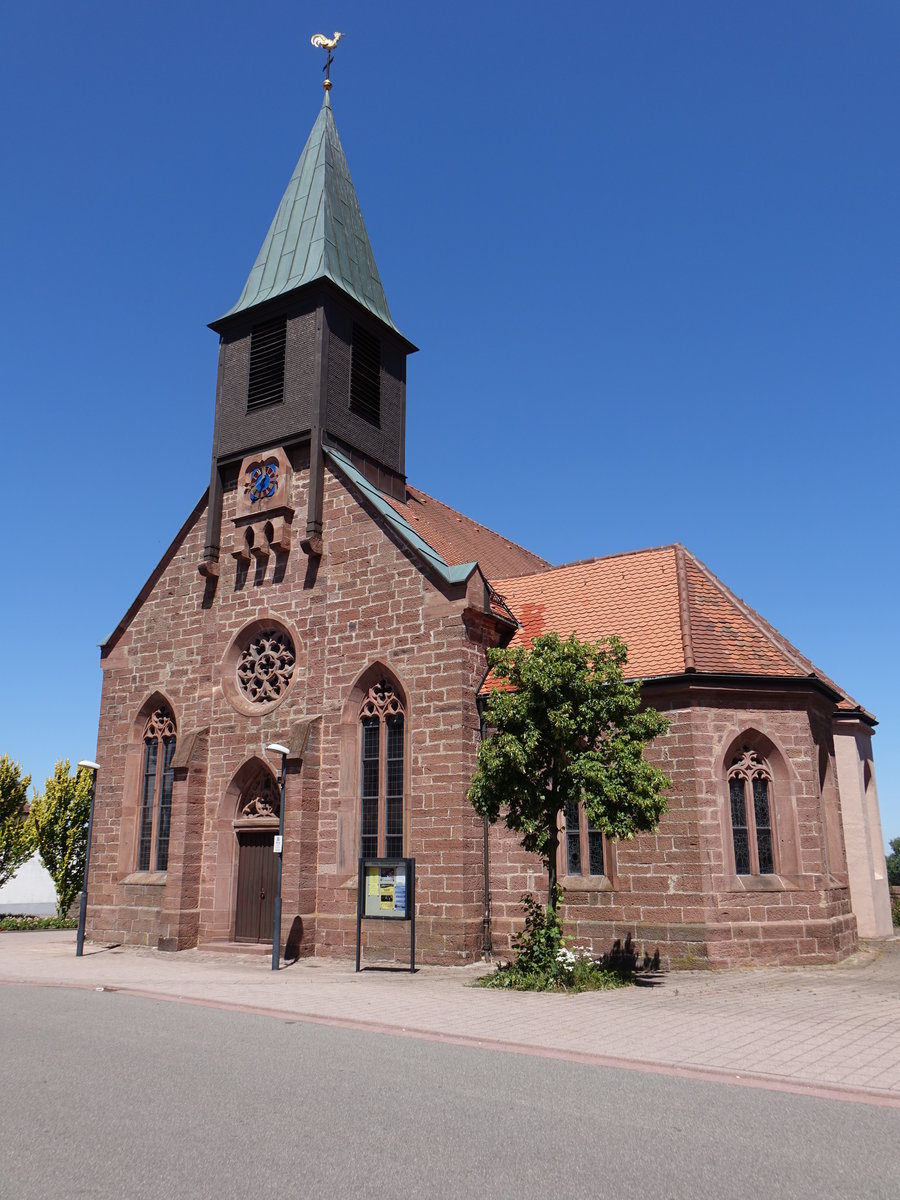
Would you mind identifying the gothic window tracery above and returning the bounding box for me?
[359,679,405,859]
[237,629,296,704]
[727,747,775,875]
[138,704,177,872]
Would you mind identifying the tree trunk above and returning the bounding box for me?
[547,821,559,911]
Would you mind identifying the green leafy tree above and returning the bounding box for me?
[469,632,671,911]
[886,838,900,888]
[0,755,34,889]
[29,760,93,917]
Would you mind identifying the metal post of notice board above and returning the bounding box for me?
[356,857,415,973]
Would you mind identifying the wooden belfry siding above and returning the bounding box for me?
[247,316,287,411]
[212,304,319,461]
[349,322,381,425]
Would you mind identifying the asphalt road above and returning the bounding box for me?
[2,985,895,1200]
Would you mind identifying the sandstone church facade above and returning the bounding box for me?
[85,92,893,968]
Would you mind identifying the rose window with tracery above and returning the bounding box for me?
[237,629,296,704]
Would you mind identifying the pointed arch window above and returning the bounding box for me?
[727,748,775,875]
[137,705,177,871]
[360,680,405,859]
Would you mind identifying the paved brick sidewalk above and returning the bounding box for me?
[3,931,898,1104]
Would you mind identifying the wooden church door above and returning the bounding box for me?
[234,831,277,942]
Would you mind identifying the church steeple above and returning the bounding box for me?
[200,84,415,574]
[220,94,400,334]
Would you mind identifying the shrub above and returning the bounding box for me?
[477,889,634,993]
[0,913,77,931]
[0,755,34,889]
[885,839,900,888]
[29,761,92,918]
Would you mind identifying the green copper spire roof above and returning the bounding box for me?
[220,94,398,331]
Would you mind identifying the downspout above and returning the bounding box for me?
[476,690,492,956]
[474,591,518,960]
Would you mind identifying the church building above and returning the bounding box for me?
[85,83,893,968]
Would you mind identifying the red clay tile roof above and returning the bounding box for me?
[384,484,549,580]
[682,552,806,676]
[485,544,868,716]
[493,546,686,679]
[373,473,868,718]
[683,552,870,716]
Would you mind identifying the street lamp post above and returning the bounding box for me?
[267,743,290,971]
[75,760,100,957]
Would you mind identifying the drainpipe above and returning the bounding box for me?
[476,693,492,956]
[474,593,518,959]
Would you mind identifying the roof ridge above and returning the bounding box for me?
[495,542,679,585]
[681,547,835,681]
[684,551,869,713]
[401,483,551,567]
[674,544,695,672]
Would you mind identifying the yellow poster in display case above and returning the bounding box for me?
[362,861,407,918]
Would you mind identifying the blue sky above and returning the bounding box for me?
[1,2,897,844]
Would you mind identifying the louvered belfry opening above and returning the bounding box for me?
[247,315,287,411]
[349,322,381,426]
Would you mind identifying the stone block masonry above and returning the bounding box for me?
[88,459,500,964]
[486,691,857,968]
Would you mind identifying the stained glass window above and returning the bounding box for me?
[727,748,775,876]
[155,736,176,871]
[359,680,405,858]
[137,705,176,872]
[729,776,750,875]
[564,801,606,878]
[587,825,605,877]
[753,777,774,874]
[385,714,404,859]
[565,799,581,875]
[360,717,380,859]
[138,740,158,872]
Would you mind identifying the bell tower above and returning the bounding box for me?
[199,69,415,574]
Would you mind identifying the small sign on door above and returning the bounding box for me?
[273,835,283,854]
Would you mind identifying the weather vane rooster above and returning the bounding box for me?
[311,31,344,90]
